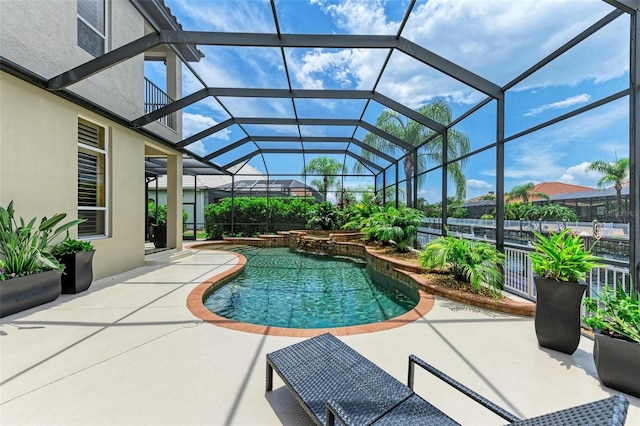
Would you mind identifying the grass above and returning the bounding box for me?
[183,230,208,239]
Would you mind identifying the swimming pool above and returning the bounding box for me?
[203,246,418,329]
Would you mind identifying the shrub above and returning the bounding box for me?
[583,285,640,344]
[418,234,505,295]
[530,229,603,282]
[342,195,382,231]
[306,201,343,230]
[51,237,94,256]
[148,203,167,225]
[361,205,424,252]
[0,201,84,278]
[204,197,316,239]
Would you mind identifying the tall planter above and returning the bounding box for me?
[152,224,167,248]
[0,270,62,317]
[534,277,586,354]
[58,250,95,294]
[593,332,640,398]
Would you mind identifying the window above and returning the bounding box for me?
[77,0,106,57]
[78,119,108,237]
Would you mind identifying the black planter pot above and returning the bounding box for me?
[0,270,62,317]
[593,332,640,398]
[534,277,586,354]
[152,224,167,248]
[58,250,95,294]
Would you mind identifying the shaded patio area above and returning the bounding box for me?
[1,249,638,425]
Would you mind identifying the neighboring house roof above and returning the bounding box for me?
[213,179,324,201]
[464,191,496,206]
[550,186,630,201]
[463,181,628,207]
[531,182,593,196]
[463,198,496,207]
[130,0,204,62]
[149,162,263,190]
[507,182,593,203]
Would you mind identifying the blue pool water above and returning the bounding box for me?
[204,246,418,329]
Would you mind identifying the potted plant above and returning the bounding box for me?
[148,203,167,248]
[0,201,84,317]
[51,236,95,294]
[529,228,604,354]
[583,284,640,397]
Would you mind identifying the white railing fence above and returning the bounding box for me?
[503,246,631,302]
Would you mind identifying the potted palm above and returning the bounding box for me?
[583,285,640,397]
[530,228,604,354]
[148,203,167,248]
[51,237,95,294]
[0,201,84,317]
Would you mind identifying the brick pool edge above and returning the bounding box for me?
[184,246,436,337]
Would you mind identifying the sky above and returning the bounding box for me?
[145,0,630,203]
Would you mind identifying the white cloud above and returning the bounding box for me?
[558,162,600,187]
[400,0,624,87]
[183,113,222,137]
[182,113,231,156]
[174,0,626,118]
[524,94,591,116]
[169,0,274,32]
[466,179,493,190]
[311,0,400,35]
[326,0,624,107]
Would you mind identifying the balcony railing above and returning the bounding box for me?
[144,78,176,130]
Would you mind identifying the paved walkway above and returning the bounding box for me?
[1,248,638,425]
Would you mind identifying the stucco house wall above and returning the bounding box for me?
[0,0,147,122]
[0,1,185,279]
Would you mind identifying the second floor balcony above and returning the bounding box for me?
[144,77,176,130]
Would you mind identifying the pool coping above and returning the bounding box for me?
[185,248,436,337]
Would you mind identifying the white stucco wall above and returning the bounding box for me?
[0,72,182,279]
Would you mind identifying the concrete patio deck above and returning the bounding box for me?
[1,248,638,425]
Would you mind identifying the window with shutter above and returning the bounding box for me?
[78,119,108,237]
[77,0,106,57]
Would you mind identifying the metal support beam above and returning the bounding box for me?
[372,92,446,133]
[441,131,448,234]
[210,87,372,99]
[202,137,252,162]
[177,118,234,148]
[603,0,639,14]
[396,37,502,99]
[347,138,397,164]
[504,10,625,91]
[395,164,399,208]
[629,6,640,296]
[413,151,418,209]
[131,88,211,127]
[222,150,260,170]
[359,121,417,152]
[163,31,398,48]
[204,135,396,165]
[48,32,163,89]
[259,148,384,172]
[496,97,506,253]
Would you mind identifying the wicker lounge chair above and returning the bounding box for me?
[266,333,629,426]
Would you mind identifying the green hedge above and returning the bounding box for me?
[204,197,317,239]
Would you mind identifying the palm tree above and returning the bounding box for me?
[506,183,549,205]
[587,158,630,217]
[355,97,470,207]
[302,157,346,201]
